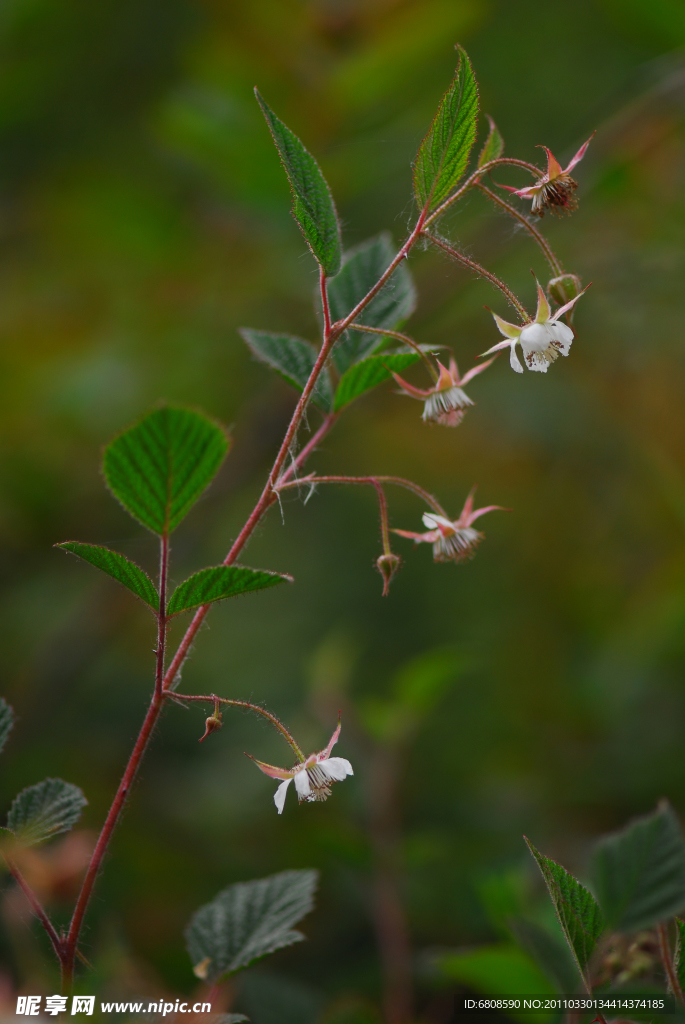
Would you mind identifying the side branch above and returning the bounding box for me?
[477,183,563,276]
[166,693,305,761]
[276,474,448,518]
[424,157,543,226]
[5,857,63,961]
[422,231,528,320]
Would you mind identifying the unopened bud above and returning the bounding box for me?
[199,714,222,743]
[548,274,582,314]
[376,552,401,597]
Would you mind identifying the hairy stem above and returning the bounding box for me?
[276,474,448,518]
[5,857,63,962]
[277,413,338,487]
[659,921,685,1007]
[348,324,438,380]
[476,183,563,276]
[167,693,305,761]
[422,231,528,320]
[424,156,543,227]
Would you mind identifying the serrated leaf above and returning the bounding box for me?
[103,405,230,536]
[525,837,604,985]
[326,233,417,375]
[478,114,504,167]
[167,565,292,616]
[239,330,332,411]
[413,47,479,214]
[333,351,420,412]
[591,801,685,932]
[7,779,87,846]
[185,869,318,983]
[0,698,14,755]
[57,542,158,609]
[255,90,341,277]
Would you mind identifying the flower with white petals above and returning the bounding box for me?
[481,280,589,374]
[390,356,495,427]
[248,719,353,814]
[501,135,594,216]
[393,490,507,563]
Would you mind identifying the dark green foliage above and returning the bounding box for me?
[0,699,14,755]
[57,542,158,609]
[326,233,416,375]
[255,90,341,277]
[412,46,479,213]
[526,838,604,984]
[167,565,292,615]
[7,779,87,846]
[103,406,230,536]
[591,801,685,932]
[674,918,685,994]
[185,870,318,983]
[478,114,504,167]
[239,329,333,411]
[333,351,420,412]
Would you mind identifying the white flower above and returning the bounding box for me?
[482,280,589,374]
[248,719,353,814]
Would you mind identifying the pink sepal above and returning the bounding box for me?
[550,282,592,321]
[245,753,293,780]
[321,715,342,759]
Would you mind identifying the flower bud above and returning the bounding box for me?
[376,552,401,597]
[547,274,582,312]
[199,713,222,743]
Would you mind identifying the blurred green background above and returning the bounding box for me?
[2,0,685,1018]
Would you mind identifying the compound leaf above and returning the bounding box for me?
[57,542,158,609]
[526,837,604,985]
[334,351,420,412]
[255,90,341,277]
[0,699,14,755]
[413,47,479,214]
[167,565,292,616]
[239,329,332,411]
[7,779,87,846]
[478,114,504,167]
[186,869,318,983]
[326,233,416,375]
[591,801,685,932]
[103,406,230,536]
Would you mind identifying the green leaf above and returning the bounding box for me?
[255,90,341,277]
[0,698,14,755]
[333,351,420,412]
[478,114,504,167]
[525,837,604,984]
[591,801,685,932]
[185,869,318,983]
[508,918,580,995]
[412,47,479,214]
[103,405,230,536]
[239,330,332,411]
[167,565,292,616]
[326,233,417,375]
[7,779,87,846]
[56,542,158,609]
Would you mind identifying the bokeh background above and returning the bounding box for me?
[2,0,685,1019]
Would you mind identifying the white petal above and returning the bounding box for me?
[319,757,354,781]
[519,322,553,352]
[274,779,291,814]
[548,321,574,355]
[423,513,454,531]
[509,345,524,373]
[294,767,311,799]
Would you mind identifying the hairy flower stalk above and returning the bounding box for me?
[393,490,507,563]
[482,279,589,373]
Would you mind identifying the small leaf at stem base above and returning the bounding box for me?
[167,565,292,616]
[7,779,87,846]
[56,542,158,609]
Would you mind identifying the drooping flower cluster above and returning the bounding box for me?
[391,356,495,426]
[393,490,507,563]
[482,280,588,374]
[248,719,353,814]
[501,136,593,217]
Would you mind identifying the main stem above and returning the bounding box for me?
[658,921,685,1007]
[58,213,430,979]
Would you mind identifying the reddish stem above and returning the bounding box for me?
[422,231,528,319]
[276,474,448,518]
[277,413,338,487]
[659,921,685,1007]
[423,156,543,226]
[167,693,305,761]
[5,857,63,961]
[476,183,563,277]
